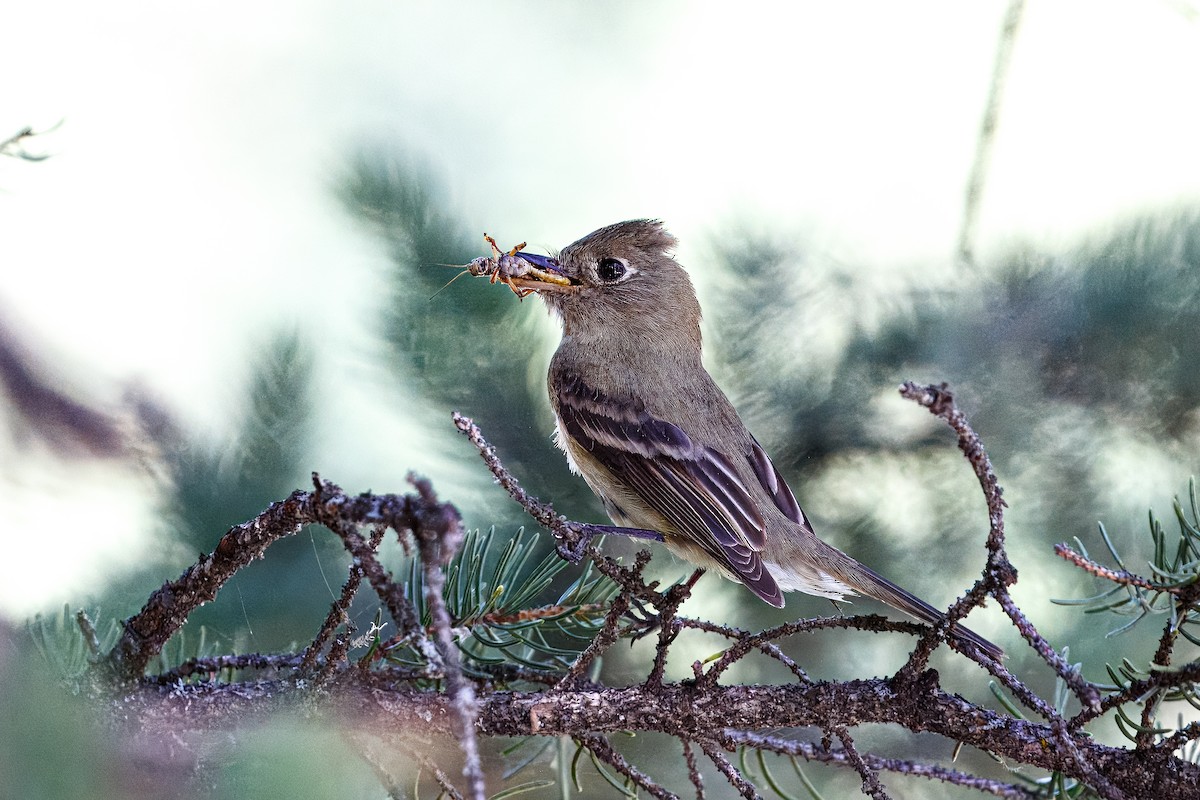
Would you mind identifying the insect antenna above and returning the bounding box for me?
[427,268,473,302]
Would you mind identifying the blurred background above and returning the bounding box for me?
[3,1,1200,797]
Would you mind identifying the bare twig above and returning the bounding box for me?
[722,730,1036,798]
[302,525,386,670]
[831,725,892,800]
[148,652,307,684]
[452,411,582,548]
[453,412,661,574]
[105,488,315,679]
[1054,544,1173,593]
[407,475,486,800]
[695,614,922,687]
[645,572,699,689]
[697,738,757,800]
[105,475,446,681]
[309,479,423,642]
[578,733,677,800]
[680,737,706,800]
[555,593,630,691]
[898,382,1101,712]
[315,630,355,688]
[1156,720,1200,757]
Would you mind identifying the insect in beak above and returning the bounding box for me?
[467,234,573,298]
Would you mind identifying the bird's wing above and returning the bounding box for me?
[746,434,811,528]
[555,374,783,606]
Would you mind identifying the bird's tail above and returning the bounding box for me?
[837,557,1003,660]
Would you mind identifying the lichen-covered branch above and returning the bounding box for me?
[112,675,1200,799]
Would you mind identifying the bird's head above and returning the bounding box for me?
[511,220,702,345]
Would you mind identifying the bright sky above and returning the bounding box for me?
[2,1,1199,614]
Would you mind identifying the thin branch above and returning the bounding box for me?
[645,572,699,690]
[680,737,706,800]
[105,475,442,681]
[149,652,306,684]
[697,738,757,800]
[105,488,315,679]
[310,480,423,642]
[696,613,929,687]
[452,411,584,549]
[577,733,677,800]
[898,382,1101,711]
[1054,544,1177,593]
[897,382,1011,574]
[453,412,662,589]
[302,525,386,670]
[400,739,467,800]
[722,730,1036,799]
[315,630,354,688]
[472,601,609,627]
[408,475,486,800]
[1157,721,1200,756]
[830,725,892,800]
[555,592,630,691]
[1075,661,1200,729]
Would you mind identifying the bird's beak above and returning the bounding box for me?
[518,252,562,273]
[509,252,577,293]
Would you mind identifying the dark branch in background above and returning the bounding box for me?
[0,124,55,162]
[958,0,1025,268]
[0,309,131,458]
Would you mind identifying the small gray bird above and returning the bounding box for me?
[496,219,1000,658]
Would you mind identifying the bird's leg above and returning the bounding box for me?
[680,568,704,593]
[555,523,664,563]
[578,523,665,542]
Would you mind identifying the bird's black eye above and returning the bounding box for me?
[597,257,626,282]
